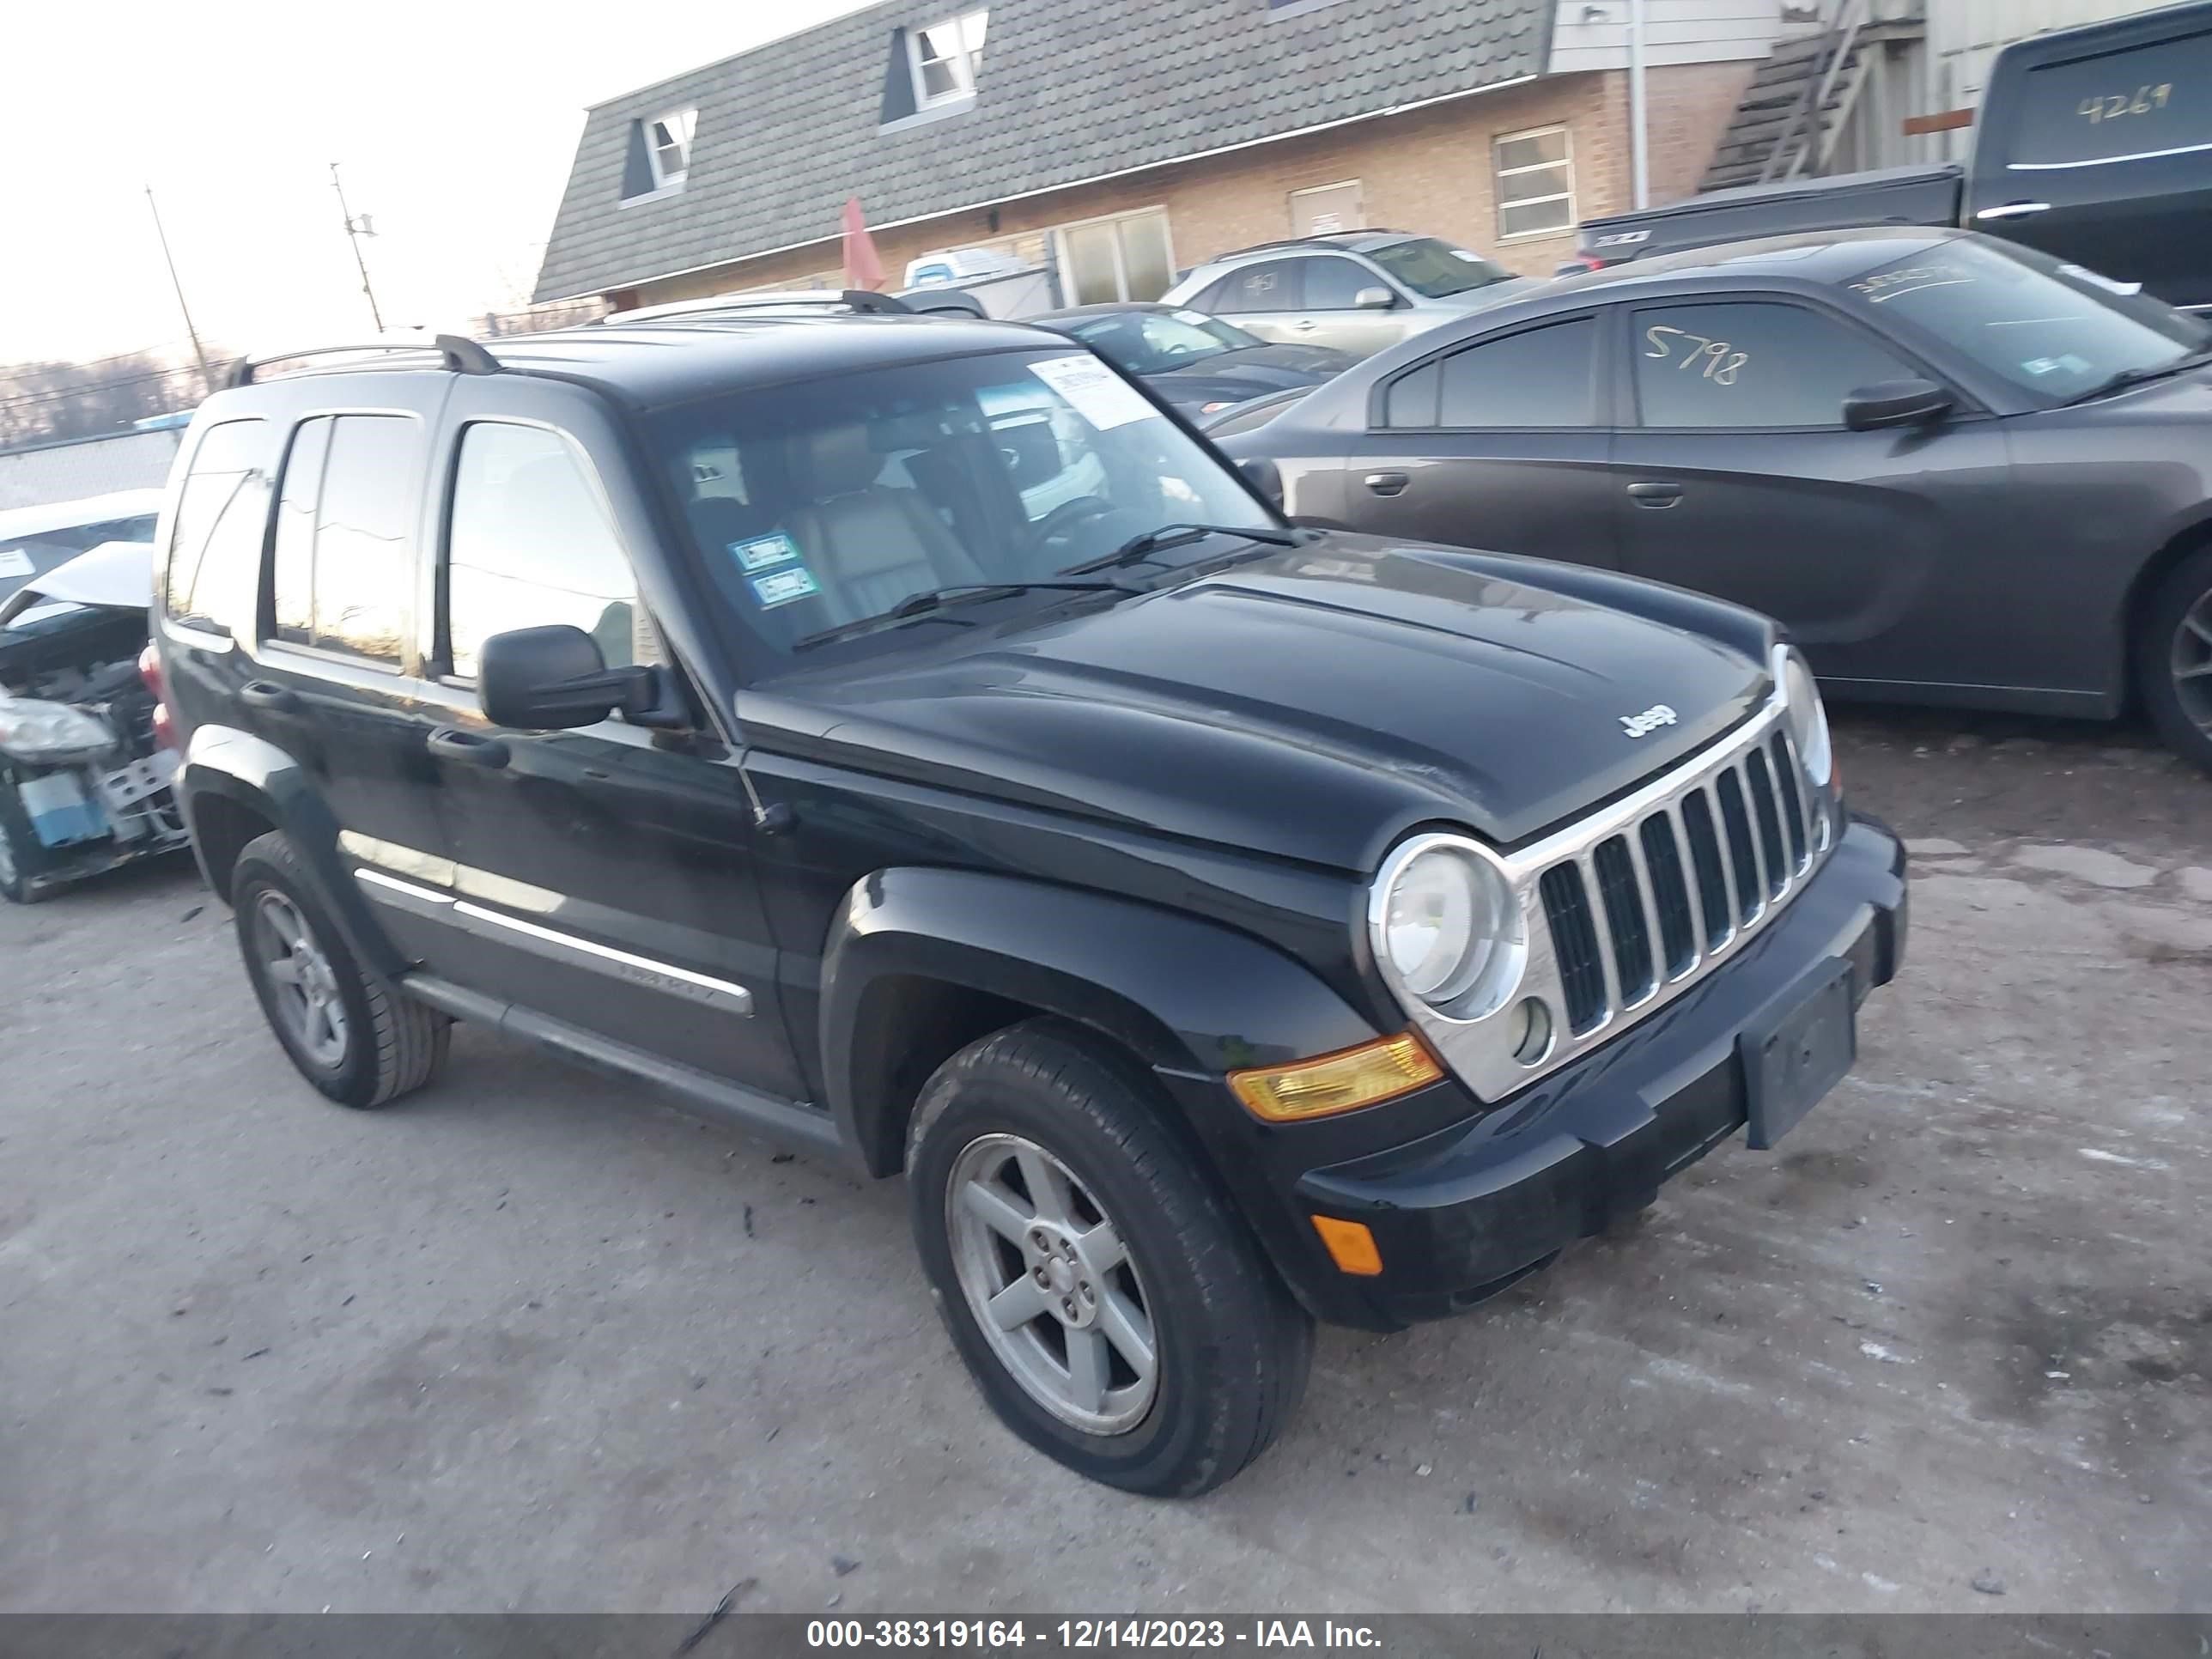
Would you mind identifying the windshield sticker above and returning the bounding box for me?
[729,532,799,573]
[1449,249,1484,262]
[750,565,822,609]
[1028,355,1157,429]
[0,550,33,580]
[2022,353,2094,378]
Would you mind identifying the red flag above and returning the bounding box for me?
[842,197,885,291]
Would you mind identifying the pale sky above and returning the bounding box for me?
[1,0,880,367]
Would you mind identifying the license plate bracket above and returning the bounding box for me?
[1741,957,1856,1151]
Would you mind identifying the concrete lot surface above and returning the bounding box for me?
[2,709,2206,1613]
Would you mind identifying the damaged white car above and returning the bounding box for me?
[0,538,188,902]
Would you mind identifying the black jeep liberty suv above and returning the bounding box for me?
[150,304,1906,1496]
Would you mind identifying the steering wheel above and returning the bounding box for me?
[1031,495,1121,551]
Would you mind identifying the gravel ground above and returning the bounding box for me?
[1,707,2206,1614]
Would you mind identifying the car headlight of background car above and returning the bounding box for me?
[0,696,115,762]
[1778,645,1832,788]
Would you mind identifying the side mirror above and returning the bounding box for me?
[1353,286,1396,312]
[1843,378,1954,431]
[1234,456,1285,509]
[478,624,651,730]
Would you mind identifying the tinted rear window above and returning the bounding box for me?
[2008,32,2212,167]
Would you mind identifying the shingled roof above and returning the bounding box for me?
[533,0,1555,301]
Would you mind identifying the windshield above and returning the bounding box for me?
[1834,238,2210,404]
[1065,310,1260,375]
[1364,237,1514,298]
[647,349,1278,658]
[0,511,157,601]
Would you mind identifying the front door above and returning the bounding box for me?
[1609,298,2014,695]
[410,382,807,1100]
[1339,313,1623,568]
[1204,257,1311,346]
[1294,253,1412,357]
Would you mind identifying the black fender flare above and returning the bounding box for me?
[179,723,409,981]
[821,866,1382,1177]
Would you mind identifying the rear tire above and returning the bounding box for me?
[907,1018,1313,1497]
[231,831,449,1108]
[2139,544,2212,775]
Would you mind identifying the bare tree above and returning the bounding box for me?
[0,349,216,449]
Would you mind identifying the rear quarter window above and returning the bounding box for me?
[163,419,272,635]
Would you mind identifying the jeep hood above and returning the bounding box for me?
[740,536,1771,871]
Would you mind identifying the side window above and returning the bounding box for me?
[1632,302,1919,429]
[444,422,655,681]
[163,420,271,634]
[264,414,417,668]
[1209,259,1304,315]
[1436,318,1596,428]
[1303,256,1381,310]
[1382,361,1442,428]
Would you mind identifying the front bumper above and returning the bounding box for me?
[1289,813,1906,1330]
[3,751,191,897]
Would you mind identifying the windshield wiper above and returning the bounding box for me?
[1062,520,1301,576]
[2061,349,2212,406]
[791,580,1131,651]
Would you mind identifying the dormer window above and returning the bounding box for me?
[910,10,988,107]
[645,108,696,190]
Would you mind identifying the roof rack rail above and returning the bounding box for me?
[599,289,914,325]
[1206,228,1414,262]
[229,334,499,389]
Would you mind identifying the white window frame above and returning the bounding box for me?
[1492,125,1576,242]
[908,10,988,110]
[644,108,696,191]
[1048,206,1176,306]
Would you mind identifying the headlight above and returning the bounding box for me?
[0,696,113,759]
[1778,647,1832,787]
[1370,836,1525,1016]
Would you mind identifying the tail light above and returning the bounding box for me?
[1555,254,1607,276]
[139,641,178,751]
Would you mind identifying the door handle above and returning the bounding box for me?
[427,726,511,769]
[1289,319,1318,333]
[1627,482,1684,507]
[1364,471,1410,497]
[1975,201,2051,222]
[240,680,301,714]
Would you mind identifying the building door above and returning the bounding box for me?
[1055,210,1175,304]
[1289,180,1363,237]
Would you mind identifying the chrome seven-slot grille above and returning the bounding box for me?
[1538,727,1824,1036]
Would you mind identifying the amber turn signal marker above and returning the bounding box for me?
[1310,1215,1384,1277]
[1226,1031,1443,1122]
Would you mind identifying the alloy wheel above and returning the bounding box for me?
[253,890,349,1068]
[944,1133,1159,1435]
[2172,586,2212,735]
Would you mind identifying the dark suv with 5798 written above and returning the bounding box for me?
[149,302,1907,1496]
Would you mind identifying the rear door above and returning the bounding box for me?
[236,400,459,905]
[1608,297,2014,694]
[1971,20,2212,312]
[1200,258,1310,344]
[408,377,807,1100]
[1338,313,1623,568]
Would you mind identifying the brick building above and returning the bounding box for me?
[532,0,1801,313]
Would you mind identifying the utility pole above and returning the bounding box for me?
[144,186,214,399]
[1628,0,1651,209]
[331,161,386,333]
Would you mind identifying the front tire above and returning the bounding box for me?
[2140,544,2212,775]
[907,1019,1313,1497]
[231,831,449,1108]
